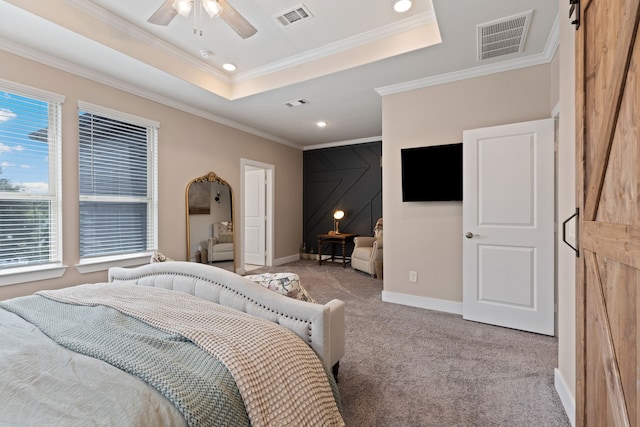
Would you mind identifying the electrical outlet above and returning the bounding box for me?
[409,271,418,283]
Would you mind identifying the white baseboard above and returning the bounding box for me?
[381,290,463,315]
[554,368,576,426]
[383,292,575,426]
[243,259,574,425]
[239,254,299,274]
[274,254,300,266]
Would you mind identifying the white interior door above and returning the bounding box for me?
[244,168,266,265]
[462,118,554,335]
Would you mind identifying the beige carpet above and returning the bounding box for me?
[247,260,571,427]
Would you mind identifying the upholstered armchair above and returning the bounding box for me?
[351,218,383,278]
[207,221,234,262]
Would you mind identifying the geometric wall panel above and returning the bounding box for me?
[303,141,382,255]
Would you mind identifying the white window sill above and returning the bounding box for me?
[0,264,68,287]
[76,252,152,274]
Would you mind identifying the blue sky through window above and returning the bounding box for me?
[0,91,50,194]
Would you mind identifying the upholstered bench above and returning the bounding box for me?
[244,272,316,303]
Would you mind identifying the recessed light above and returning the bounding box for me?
[393,0,412,13]
[223,63,237,71]
[317,121,327,128]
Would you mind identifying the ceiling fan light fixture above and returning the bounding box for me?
[393,0,412,13]
[148,0,256,38]
[202,0,222,18]
[172,0,193,17]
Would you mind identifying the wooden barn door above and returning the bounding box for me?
[576,0,640,425]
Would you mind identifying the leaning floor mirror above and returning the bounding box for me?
[185,172,235,272]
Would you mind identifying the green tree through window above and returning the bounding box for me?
[0,87,61,269]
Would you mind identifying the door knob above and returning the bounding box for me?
[465,232,475,239]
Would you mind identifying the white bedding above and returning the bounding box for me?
[0,262,346,426]
[0,308,187,427]
[37,282,344,427]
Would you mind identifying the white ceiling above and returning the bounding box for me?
[0,0,559,148]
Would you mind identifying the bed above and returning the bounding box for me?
[0,261,346,426]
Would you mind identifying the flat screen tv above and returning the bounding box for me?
[401,143,463,202]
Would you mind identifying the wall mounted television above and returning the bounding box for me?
[401,143,463,202]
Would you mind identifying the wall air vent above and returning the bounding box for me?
[276,5,313,27]
[477,10,532,61]
[284,99,309,107]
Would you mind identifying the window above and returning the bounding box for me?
[0,81,63,274]
[77,102,158,266]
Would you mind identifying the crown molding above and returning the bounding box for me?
[0,4,560,151]
[234,10,437,83]
[62,0,229,81]
[376,12,560,97]
[0,37,298,149]
[303,136,382,151]
[544,13,560,59]
[63,0,439,91]
[375,52,551,96]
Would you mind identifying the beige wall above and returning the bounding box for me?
[1,26,577,413]
[0,50,303,300]
[557,0,577,405]
[551,49,560,111]
[382,40,576,416]
[382,64,553,302]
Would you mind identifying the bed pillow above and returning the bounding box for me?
[150,251,174,263]
[244,273,316,303]
[218,233,233,244]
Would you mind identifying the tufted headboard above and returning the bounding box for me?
[108,261,345,371]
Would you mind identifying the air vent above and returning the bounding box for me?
[477,10,532,61]
[284,99,309,107]
[276,5,313,26]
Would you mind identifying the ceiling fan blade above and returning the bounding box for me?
[147,0,178,26]
[217,0,257,39]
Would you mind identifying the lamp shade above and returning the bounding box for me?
[202,0,223,17]
[172,0,193,17]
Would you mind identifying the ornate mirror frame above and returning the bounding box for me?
[185,171,235,272]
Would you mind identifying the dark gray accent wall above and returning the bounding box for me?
[303,141,382,255]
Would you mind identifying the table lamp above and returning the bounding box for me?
[333,210,345,234]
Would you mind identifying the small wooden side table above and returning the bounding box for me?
[317,233,357,267]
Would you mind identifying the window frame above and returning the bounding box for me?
[75,101,159,274]
[0,79,66,286]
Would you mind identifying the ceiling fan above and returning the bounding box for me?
[148,0,257,39]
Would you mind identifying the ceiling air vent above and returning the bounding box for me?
[276,5,313,27]
[284,99,309,107]
[477,10,532,61]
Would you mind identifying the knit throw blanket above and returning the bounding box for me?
[37,283,345,427]
[1,295,250,427]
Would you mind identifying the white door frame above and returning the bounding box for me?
[239,159,274,274]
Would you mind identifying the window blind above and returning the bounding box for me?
[0,86,62,269]
[78,106,158,259]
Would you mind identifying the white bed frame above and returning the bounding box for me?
[108,261,345,376]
